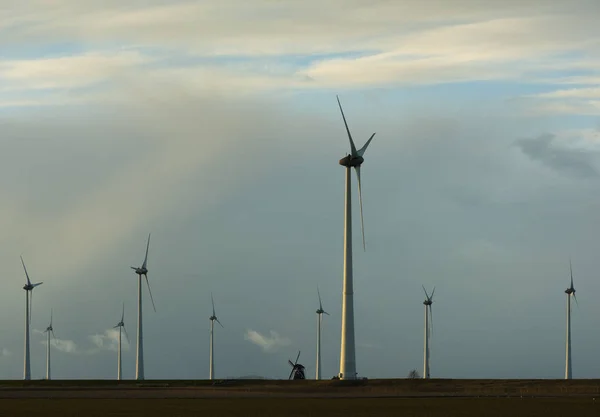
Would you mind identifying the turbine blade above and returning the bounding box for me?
[32,282,43,288]
[123,325,130,344]
[354,166,366,251]
[324,311,330,316]
[357,133,376,157]
[336,95,358,156]
[317,286,323,311]
[51,330,56,340]
[295,350,301,365]
[431,286,436,300]
[50,308,53,327]
[20,256,31,286]
[216,318,224,328]
[144,275,157,312]
[288,359,295,367]
[573,293,579,307]
[288,368,295,380]
[429,305,434,336]
[569,258,574,289]
[121,302,125,323]
[211,293,216,317]
[142,233,151,269]
[29,290,33,324]
[113,324,120,329]
[422,285,429,299]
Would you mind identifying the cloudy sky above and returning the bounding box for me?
[1,0,600,380]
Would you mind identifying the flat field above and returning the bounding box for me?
[0,398,598,417]
[0,379,598,417]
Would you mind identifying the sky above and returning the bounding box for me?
[1,0,600,380]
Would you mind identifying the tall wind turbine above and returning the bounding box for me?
[565,260,577,380]
[422,286,435,379]
[113,302,129,381]
[20,256,43,381]
[131,234,156,381]
[44,309,55,380]
[209,293,223,380]
[336,95,376,380]
[315,287,330,380]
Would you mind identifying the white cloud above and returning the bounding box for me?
[0,51,149,90]
[1,1,599,100]
[36,330,79,354]
[89,328,130,353]
[244,329,291,353]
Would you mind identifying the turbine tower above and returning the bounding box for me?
[336,95,375,380]
[44,309,55,380]
[565,260,577,380]
[422,286,435,379]
[20,256,43,381]
[315,287,330,380]
[113,302,129,381]
[209,293,223,380]
[131,234,156,381]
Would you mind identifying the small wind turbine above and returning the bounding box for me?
[131,233,156,381]
[209,293,223,380]
[113,302,129,381]
[315,287,330,380]
[336,95,376,380]
[20,256,43,381]
[44,309,56,380]
[422,286,435,379]
[565,260,577,380]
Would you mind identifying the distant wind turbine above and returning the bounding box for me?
[20,256,43,381]
[44,309,56,380]
[113,302,129,381]
[422,286,435,379]
[315,287,330,380]
[209,293,223,380]
[565,260,577,380]
[336,95,376,380]
[131,233,156,381]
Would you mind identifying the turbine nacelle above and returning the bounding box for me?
[131,267,148,276]
[565,287,575,295]
[339,155,364,167]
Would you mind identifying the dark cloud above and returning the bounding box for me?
[514,133,599,178]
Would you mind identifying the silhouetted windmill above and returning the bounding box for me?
[288,351,306,380]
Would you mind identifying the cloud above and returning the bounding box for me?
[515,133,600,178]
[89,328,130,353]
[244,330,291,353]
[35,330,80,354]
[1,1,600,102]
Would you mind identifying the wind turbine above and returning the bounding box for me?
[20,256,43,381]
[131,233,156,381]
[336,95,376,380]
[209,293,223,380]
[315,287,330,380]
[565,260,577,380]
[44,309,56,380]
[422,286,435,379]
[113,302,129,381]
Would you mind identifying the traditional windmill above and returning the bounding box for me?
[288,351,306,380]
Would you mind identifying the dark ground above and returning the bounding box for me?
[0,379,598,416]
[0,398,598,417]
